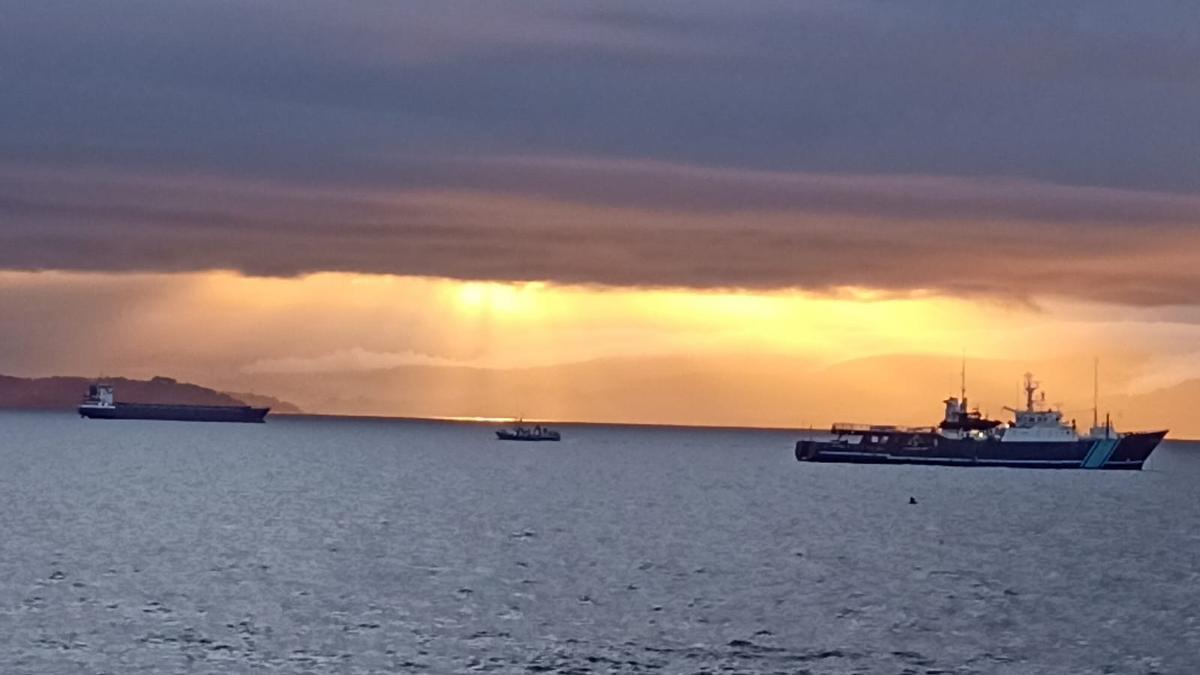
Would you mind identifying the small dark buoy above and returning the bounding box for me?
[909,496,918,505]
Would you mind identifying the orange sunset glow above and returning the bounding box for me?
[3,269,1198,435]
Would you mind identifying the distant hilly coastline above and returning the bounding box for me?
[0,374,302,414]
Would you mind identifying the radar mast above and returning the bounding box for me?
[1023,372,1039,412]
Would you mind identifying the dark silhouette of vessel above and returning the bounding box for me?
[78,384,269,423]
[496,421,560,441]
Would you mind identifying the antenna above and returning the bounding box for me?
[960,351,966,404]
[1092,357,1099,430]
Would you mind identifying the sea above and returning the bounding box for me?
[1,411,1197,674]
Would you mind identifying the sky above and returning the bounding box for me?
[3,2,1200,429]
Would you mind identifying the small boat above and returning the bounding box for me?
[496,422,561,442]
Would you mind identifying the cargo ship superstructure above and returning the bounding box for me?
[795,373,1165,470]
[78,384,269,423]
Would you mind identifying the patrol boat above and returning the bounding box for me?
[795,373,1165,470]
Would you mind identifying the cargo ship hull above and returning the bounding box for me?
[79,402,269,423]
[795,430,1166,470]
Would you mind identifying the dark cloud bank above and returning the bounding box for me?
[3,1,1200,305]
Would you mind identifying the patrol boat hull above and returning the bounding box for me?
[795,429,1166,470]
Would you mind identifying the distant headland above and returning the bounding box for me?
[0,374,302,414]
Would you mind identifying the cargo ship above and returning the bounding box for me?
[78,384,269,423]
[795,372,1166,470]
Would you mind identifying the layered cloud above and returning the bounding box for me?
[4,158,1200,304]
[2,1,1199,304]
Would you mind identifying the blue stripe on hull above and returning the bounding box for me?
[1081,439,1119,468]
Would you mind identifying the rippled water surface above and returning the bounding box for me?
[1,411,1198,674]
